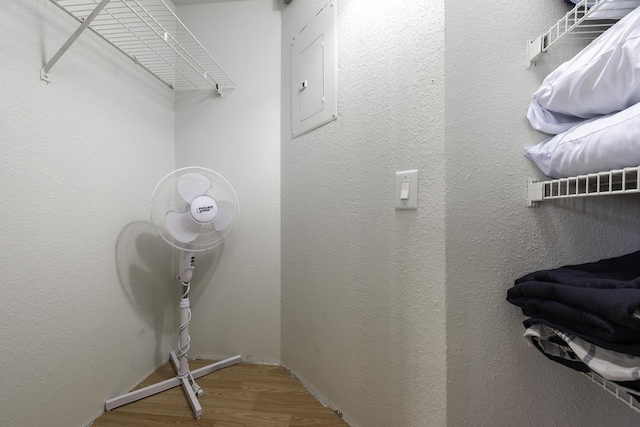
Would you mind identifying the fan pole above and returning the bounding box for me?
[178,295,191,377]
[104,279,242,419]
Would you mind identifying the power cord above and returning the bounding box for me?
[178,281,204,397]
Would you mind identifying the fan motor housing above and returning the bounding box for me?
[190,196,218,223]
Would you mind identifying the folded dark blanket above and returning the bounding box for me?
[516,250,640,285]
[509,282,640,339]
[507,251,640,340]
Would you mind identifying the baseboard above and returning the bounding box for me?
[280,362,355,427]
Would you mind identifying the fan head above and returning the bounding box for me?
[150,167,239,252]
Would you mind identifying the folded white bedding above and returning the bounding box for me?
[528,5,640,134]
[525,100,640,178]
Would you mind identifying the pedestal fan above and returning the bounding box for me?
[105,166,241,419]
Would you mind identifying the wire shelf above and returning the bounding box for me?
[526,0,640,68]
[44,0,235,94]
[527,167,640,206]
[584,372,640,414]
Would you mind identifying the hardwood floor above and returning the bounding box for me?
[92,360,348,426]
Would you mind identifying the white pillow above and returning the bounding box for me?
[527,5,640,134]
[524,101,640,178]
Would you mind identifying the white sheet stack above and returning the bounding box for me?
[525,4,640,178]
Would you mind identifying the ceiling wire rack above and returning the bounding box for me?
[526,0,640,68]
[527,166,640,206]
[42,0,235,95]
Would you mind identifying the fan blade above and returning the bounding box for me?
[212,200,236,231]
[165,211,201,243]
[177,173,211,203]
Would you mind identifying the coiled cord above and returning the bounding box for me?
[178,281,203,397]
[177,282,192,359]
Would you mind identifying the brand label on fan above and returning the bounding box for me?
[190,195,218,223]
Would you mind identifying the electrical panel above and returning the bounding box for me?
[291,2,337,138]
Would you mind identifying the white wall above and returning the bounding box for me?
[175,0,282,363]
[0,2,176,426]
[281,1,447,426]
[282,1,640,426]
[445,1,640,426]
[5,1,640,426]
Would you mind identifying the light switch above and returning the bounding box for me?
[395,170,418,210]
[400,180,410,200]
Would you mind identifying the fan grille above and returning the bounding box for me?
[150,166,239,252]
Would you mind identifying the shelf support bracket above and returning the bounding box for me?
[526,35,545,69]
[41,0,112,83]
[215,83,224,97]
[527,178,544,207]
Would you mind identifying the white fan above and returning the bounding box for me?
[105,166,241,419]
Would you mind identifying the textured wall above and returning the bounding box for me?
[5,1,638,426]
[0,2,176,426]
[281,1,446,426]
[175,0,282,364]
[445,1,640,426]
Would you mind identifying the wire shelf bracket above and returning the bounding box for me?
[527,166,640,206]
[42,0,235,96]
[525,0,640,68]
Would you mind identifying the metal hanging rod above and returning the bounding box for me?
[527,166,640,206]
[42,0,235,95]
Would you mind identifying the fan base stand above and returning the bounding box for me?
[105,294,240,418]
[105,352,241,418]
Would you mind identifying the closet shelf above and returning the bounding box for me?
[43,0,235,95]
[527,167,640,206]
[526,0,638,68]
[584,372,640,414]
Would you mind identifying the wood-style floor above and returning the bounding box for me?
[92,360,348,427]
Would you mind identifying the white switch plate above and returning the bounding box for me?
[395,170,418,210]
